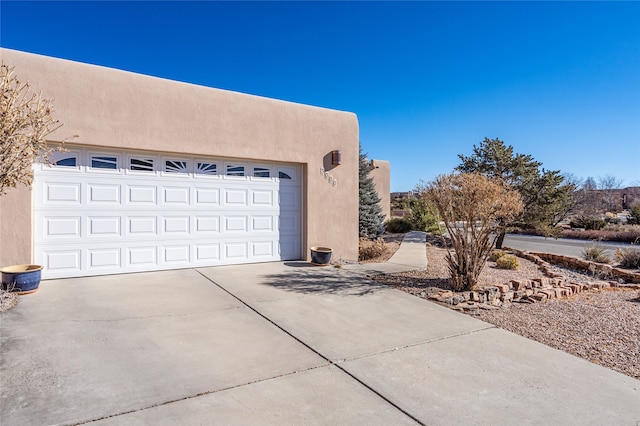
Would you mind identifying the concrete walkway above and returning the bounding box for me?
[1,232,639,425]
[343,231,428,275]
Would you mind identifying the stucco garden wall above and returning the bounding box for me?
[369,159,391,221]
[0,48,359,267]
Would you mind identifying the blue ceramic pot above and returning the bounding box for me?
[1,265,43,294]
[310,247,333,265]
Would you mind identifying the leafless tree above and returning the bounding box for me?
[0,63,63,196]
[598,175,624,212]
[421,173,523,291]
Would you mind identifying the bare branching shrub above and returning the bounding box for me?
[582,244,611,264]
[0,63,63,196]
[496,254,519,270]
[358,238,390,261]
[421,173,523,291]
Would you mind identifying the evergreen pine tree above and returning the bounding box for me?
[359,147,384,239]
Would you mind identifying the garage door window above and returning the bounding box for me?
[165,160,188,174]
[56,157,77,167]
[91,155,118,170]
[54,154,78,167]
[196,162,217,176]
[253,166,270,178]
[130,158,154,172]
[278,167,295,180]
[226,164,245,177]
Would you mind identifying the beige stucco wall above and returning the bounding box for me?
[0,186,32,266]
[369,159,391,221]
[0,48,359,267]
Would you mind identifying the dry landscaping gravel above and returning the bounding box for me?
[372,237,640,380]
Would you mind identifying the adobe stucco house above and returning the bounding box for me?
[0,48,380,279]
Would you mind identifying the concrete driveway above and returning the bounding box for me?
[2,259,640,425]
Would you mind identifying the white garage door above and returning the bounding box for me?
[34,147,302,279]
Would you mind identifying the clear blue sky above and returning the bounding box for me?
[2,1,639,191]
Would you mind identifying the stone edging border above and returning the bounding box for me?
[513,249,640,284]
[427,249,640,313]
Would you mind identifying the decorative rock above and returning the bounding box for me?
[531,293,547,301]
[510,280,525,291]
[452,295,466,305]
[501,291,514,303]
[484,286,499,301]
[457,302,479,313]
[496,284,510,293]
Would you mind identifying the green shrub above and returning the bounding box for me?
[615,248,640,269]
[496,254,519,269]
[490,249,507,262]
[582,244,611,264]
[386,218,412,233]
[570,216,606,230]
[627,206,640,225]
[408,197,440,232]
[358,238,390,261]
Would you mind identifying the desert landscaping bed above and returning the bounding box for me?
[372,237,640,380]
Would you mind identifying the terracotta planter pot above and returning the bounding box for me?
[1,265,43,295]
[310,246,333,265]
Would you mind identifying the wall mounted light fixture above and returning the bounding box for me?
[331,150,342,166]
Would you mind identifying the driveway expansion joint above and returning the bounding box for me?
[74,364,332,425]
[334,325,497,364]
[195,269,426,426]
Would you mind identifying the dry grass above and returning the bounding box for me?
[0,289,18,313]
[358,233,403,263]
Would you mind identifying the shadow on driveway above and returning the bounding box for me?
[259,262,387,296]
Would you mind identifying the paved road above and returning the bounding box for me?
[503,234,635,258]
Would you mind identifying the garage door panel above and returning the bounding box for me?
[224,216,248,232]
[279,188,299,210]
[42,250,82,272]
[35,148,301,278]
[224,188,248,206]
[128,185,157,204]
[195,187,220,205]
[252,189,274,206]
[127,216,158,236]
[194,243,221,262]
[252,216,274,232]
[88,248,121,269]
[162,216,190,234]
[195,216,220,233]
[45,182,81,204]
[252,241,274,258]
[127,246,158,267]
[163,186,190,205]
[279,212,301,235]
[163,245,190,263]
[280,239,300,260]
[45,216,82,238]
[88,216,121,237]
[88,184,120,204]
[225,242,248,259]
